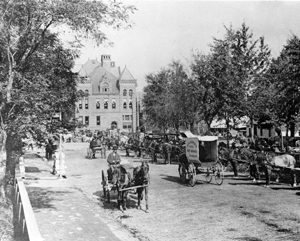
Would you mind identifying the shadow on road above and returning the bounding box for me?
[27,187,72,211]
[93,190,140,211]
[25,166,41,173]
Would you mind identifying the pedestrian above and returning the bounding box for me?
[229,142,238,177]
[89,135,98,158]
[56,134,67,179]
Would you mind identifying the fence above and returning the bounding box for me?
[14,174,43,241]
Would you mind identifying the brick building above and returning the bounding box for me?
[75,55,138,132]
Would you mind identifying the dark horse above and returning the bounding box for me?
[110,165,131,212]
[133,161,150,212]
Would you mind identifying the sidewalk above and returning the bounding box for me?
[23,151,136,241]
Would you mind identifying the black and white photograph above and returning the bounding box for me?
[0,0,300,241]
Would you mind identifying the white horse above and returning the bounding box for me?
[267,153,297,187]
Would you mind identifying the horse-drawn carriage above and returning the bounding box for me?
[178,136,224,186]
[101,161,149,212]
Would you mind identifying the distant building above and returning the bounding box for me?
[75,55,138,132]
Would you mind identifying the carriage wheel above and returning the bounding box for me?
[101,170,107,198]
[178,164,187,183]
[188,163,196,187]
[205,168,212,183]
[214,162,224,185]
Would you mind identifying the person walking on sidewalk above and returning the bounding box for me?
[51,134,67,178]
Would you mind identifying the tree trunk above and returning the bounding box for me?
[226,118,230,149]
[290,122,295,137]
[250,118,255,143]
[0,130,6,199]
[5,134,21,182]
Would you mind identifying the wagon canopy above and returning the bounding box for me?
[186,136,218,164]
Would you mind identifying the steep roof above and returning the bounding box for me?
[89,66,119,94]
[120,66,135,81]
[78,59,100,77]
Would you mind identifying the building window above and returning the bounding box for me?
[104,100,108,109]
[122,115,132,121]
[123,89,127,96]
[79,99,83,109]
[123,101,127,109]
[78,116,83,124]
[129,89,133,97]
[85,116,89,125]
[96,100,100,109]
[112,100,116,109]
[102,82,109,93]
[96,116,100,126]
[129,100,132,109]
[85,90,89,109]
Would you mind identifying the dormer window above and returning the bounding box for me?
[129,89,133,97]
[123,89,127,96]
[102,82,109,93]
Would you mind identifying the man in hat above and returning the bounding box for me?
[107,145,121,180]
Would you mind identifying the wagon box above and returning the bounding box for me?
[179,136,224,186]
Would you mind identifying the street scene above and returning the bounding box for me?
[0,1,300,241]
[23,142,300,241]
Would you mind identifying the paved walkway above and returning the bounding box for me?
[23,150,137,241]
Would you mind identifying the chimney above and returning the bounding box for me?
[101,55,111,68]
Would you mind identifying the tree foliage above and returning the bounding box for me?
[0,0,136,178]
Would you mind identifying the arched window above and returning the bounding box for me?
[96,100,100,109]
[123,101,127,109]
[79,98,83,109]
[123,89,127,96]
[102,82,109,93]
[112,100,116,109]
[104,100,108,109]
[129,89,133,97]
[129,100,133,109]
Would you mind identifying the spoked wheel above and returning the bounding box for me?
[178,164,187,183]
[101,170,107,198]
[214,162,224,185]
[205,168,212,183]
[188,163,196,187]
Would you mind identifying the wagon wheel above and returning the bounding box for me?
[178,164,187,183]
[205,167,212,183]
[188,163,196,187]
[214,162,224,185]
[101,170,107,198]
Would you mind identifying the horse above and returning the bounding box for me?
[266,152,297,187]
[132,161,150,212]
[110,165,131,212]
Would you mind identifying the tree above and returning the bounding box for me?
[268,36,300,137]
[190,53,222,129]
[0,0,136,190]
[143,69,171,132]
[209,23,271,144]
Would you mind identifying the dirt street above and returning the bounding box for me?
[64,143,300,241]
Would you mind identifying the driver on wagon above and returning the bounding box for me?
[107,145,121,180]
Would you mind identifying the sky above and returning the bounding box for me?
[70,0,300,91]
